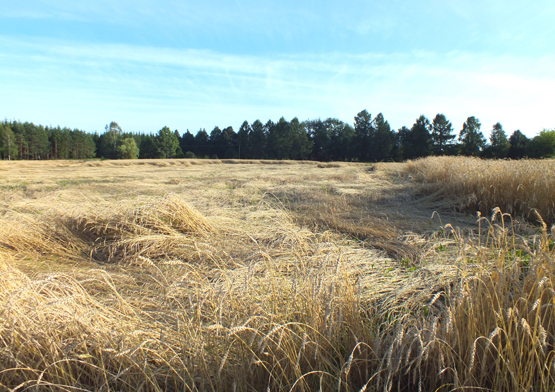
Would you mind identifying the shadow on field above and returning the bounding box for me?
[266,180,476,263]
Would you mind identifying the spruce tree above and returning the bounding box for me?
[431,114,455,155]
[489,123,510,158]
[459,116,486,156]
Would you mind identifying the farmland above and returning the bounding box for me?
[1,157,554,391]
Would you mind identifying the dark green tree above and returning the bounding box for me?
[2,120,93,160]
[324,119,353,161]
[322,119,344,161]
[263,120,280,159]
[97,133,115,159]
[431,114,456,155]
[180,130,196,158]
[289,117,311,160]
[389,129,400,161]
[194,129,210,158]
[118,137,139,159]
[354,110,375,162]
[105,122,122,158]
[21,123,50,159]
[335,122,356,161]
[267,118,294,159]
[403,115,432,159]
[91,132,100,157]
[394,126,411,161]
[174,130,184,158]
[237,121,251,159]
[305,118,355,161]
[70,129,96,159]
[209,126,223,158]
[488,123,510,158]
[249,120,266,159]
[138,134,157,159]
[459,116,486,156]
[96,122,123,159]
[508,130,529,159]
[305,119,330,161]
[155,126,180,158]
[526,129,555,158]
[10,121,26,159]
[221,126,238,158]
[0,123,17,160]
[373,113,395,161]
[48,127,69,159]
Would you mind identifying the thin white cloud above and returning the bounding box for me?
[1,36,553,136]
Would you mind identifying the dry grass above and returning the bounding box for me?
[404,156,555,224]
[1,158,554,391]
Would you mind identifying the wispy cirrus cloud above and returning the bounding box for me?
[1,35,553,135]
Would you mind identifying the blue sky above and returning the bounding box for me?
[1,1,554,138]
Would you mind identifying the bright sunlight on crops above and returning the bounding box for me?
[1,157,554,391]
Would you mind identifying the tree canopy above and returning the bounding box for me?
[1,113,550,162]
[459,116,486,156]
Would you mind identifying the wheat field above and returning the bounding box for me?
[1,157,554,391]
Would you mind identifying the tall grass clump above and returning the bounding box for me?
[367,209,555,391]
[405,156,555,224]
[70,193,214,262]
[0,194,214,265]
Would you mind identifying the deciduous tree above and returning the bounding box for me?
[155,126,180,158]
[106,122,122,154]
[526,129,555,158]
[508,130,529,159]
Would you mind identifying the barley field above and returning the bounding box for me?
[1,157,554,391]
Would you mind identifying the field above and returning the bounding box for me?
[1,157,555,391]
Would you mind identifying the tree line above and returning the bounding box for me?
[1,112,553,162]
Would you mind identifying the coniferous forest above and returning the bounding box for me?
[0,110,553,161]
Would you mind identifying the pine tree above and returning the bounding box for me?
[403,115,432,159]
[249,120,266,159]
[237,121,251,159]
[194,129,210,158]
[459,116,486,156]
[489,123,510,158]
[0,123,17,160]
[354,110,375,161]
[373,113,395,161]
[305,119,330,161]
[290,117,311,160]
[180,130,196,157]
[431,114,455,155]
[220,126,237,158]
